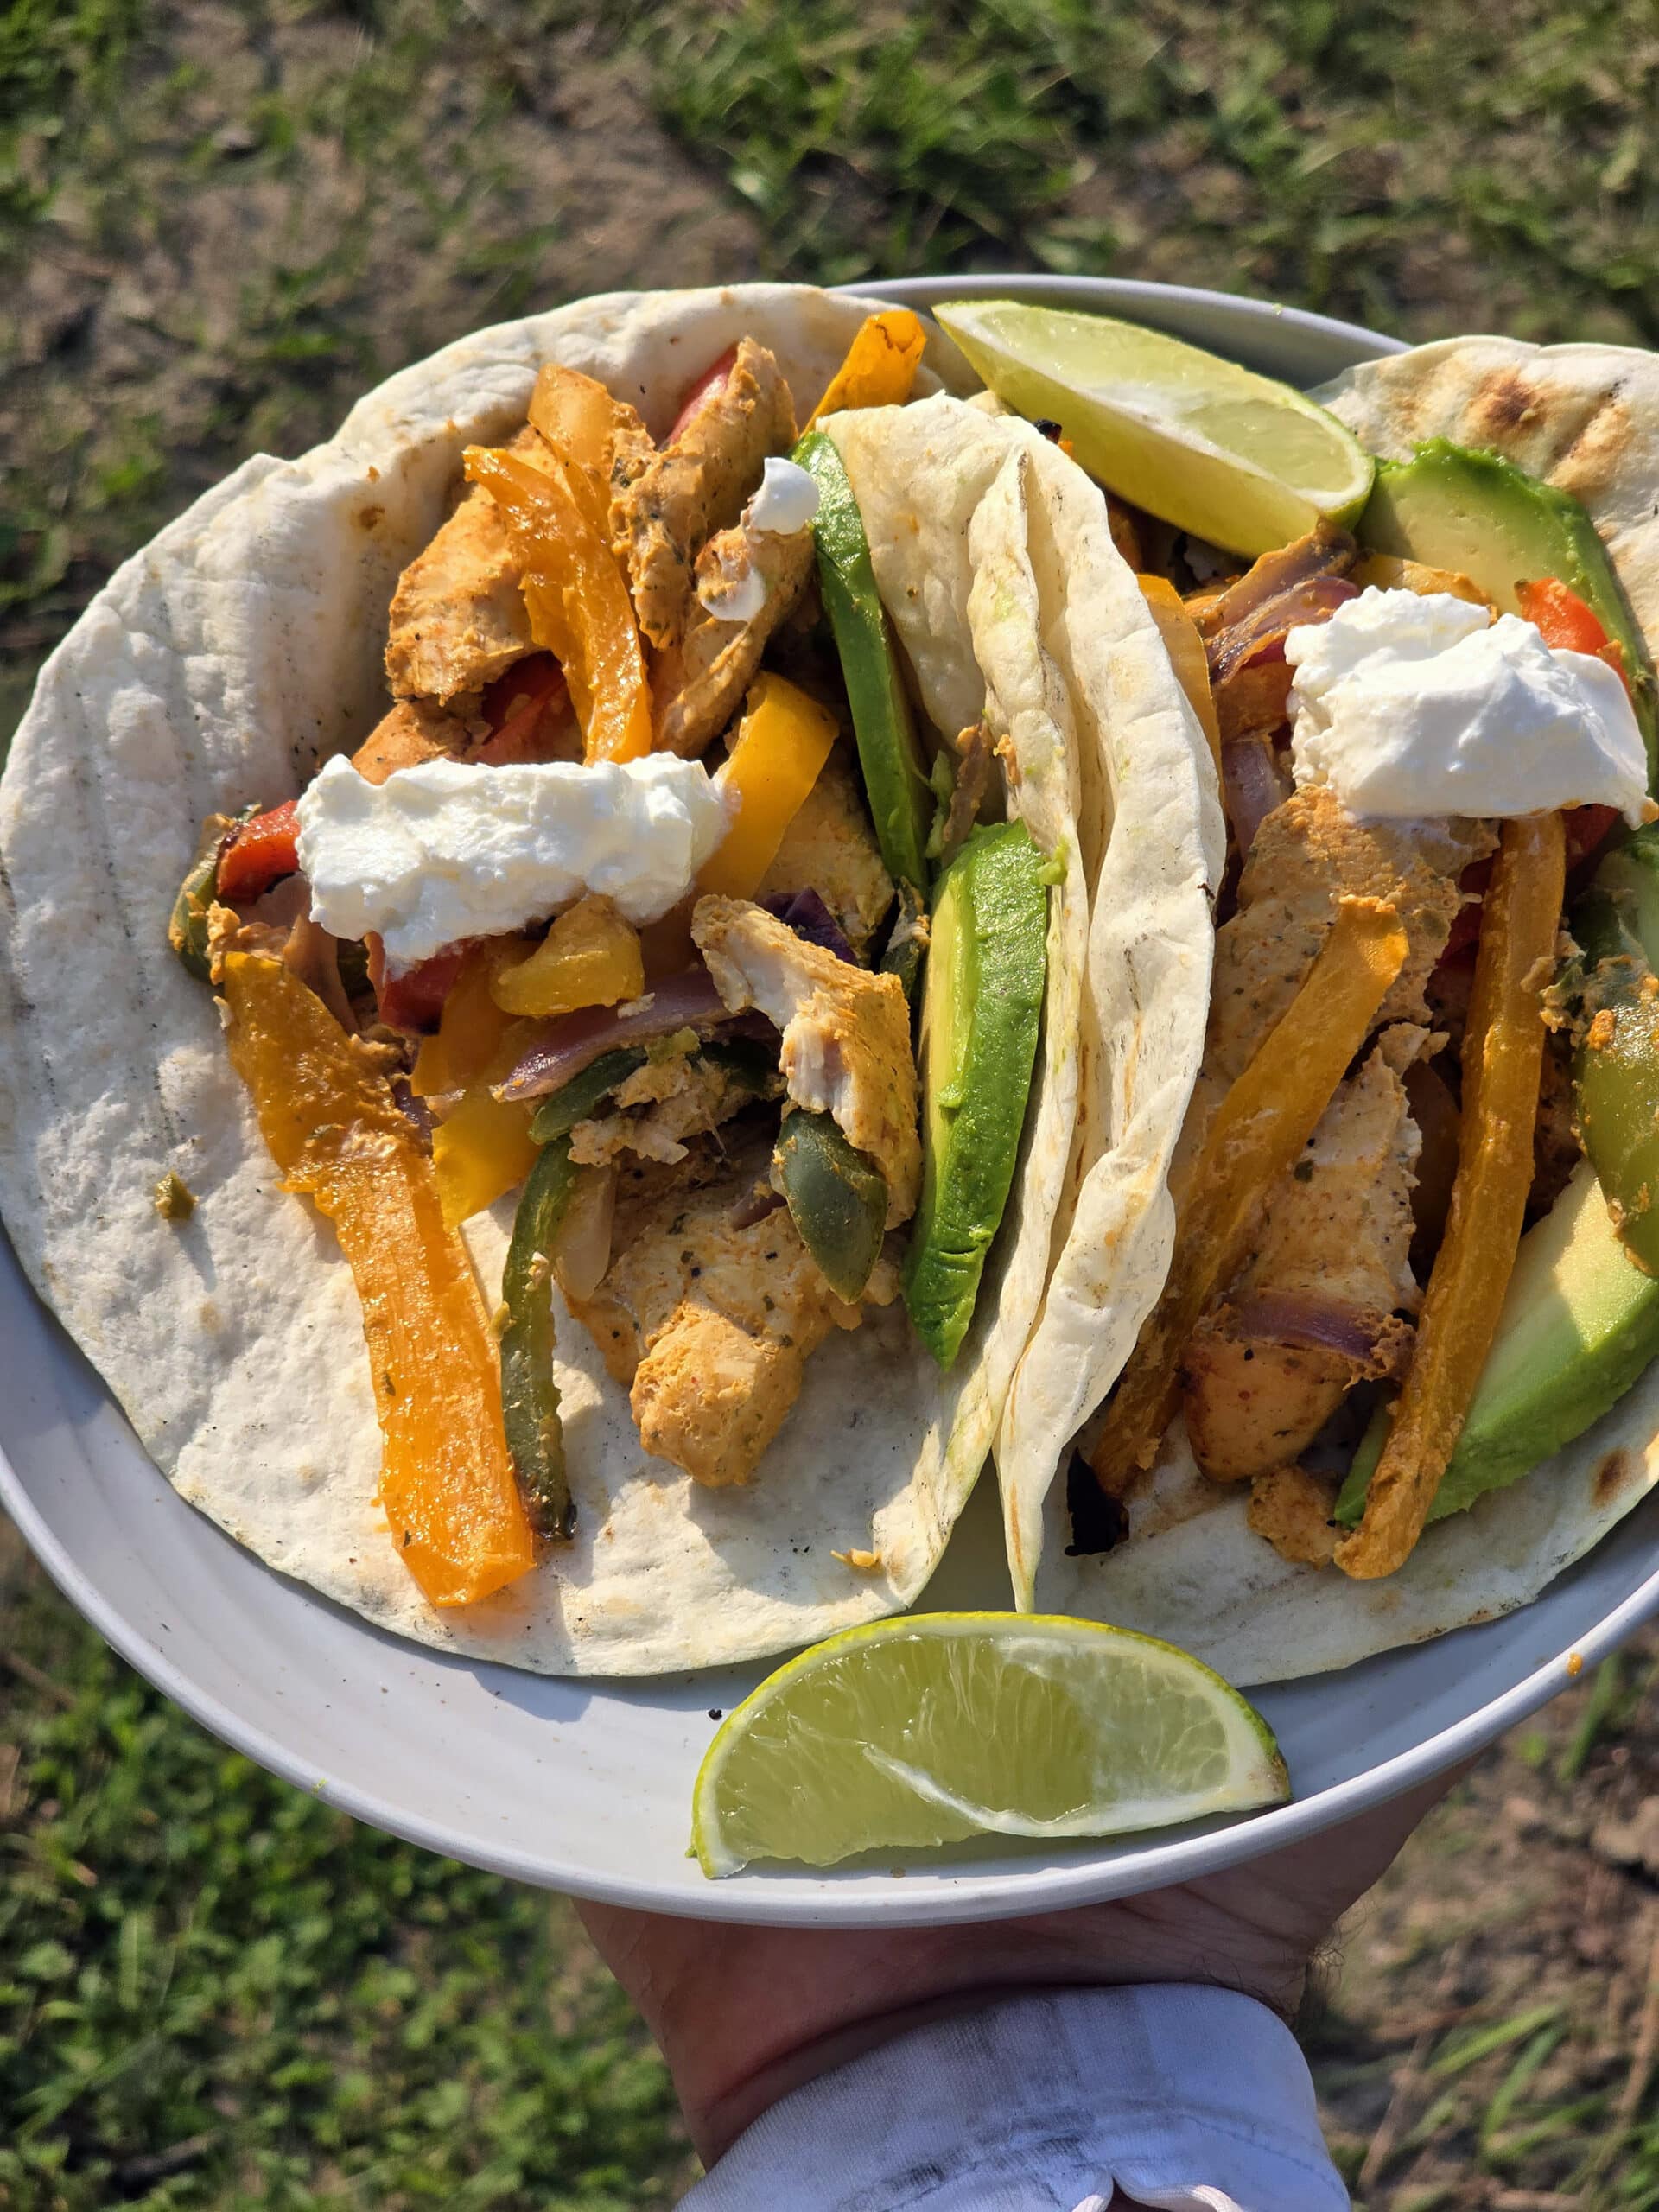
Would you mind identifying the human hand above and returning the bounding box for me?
[578,1769,1465,2164]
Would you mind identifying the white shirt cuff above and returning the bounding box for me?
[682,1983,1346,2211]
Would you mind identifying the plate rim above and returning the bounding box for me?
[8,269,1656,1924]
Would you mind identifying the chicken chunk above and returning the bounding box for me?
[691,895,921,1224]
[350,696,470,785]
[568,1136,867,1486]
[385,426,550,704]
[1247,1465,1339,1568]
[1183,1027,1427,1483]
[652,518,815,756]
[568,1046,778,1168]
[611,338,798,652]
[1205,785,1494,1094]
[755,747,895,956]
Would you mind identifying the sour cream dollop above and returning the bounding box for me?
[696,458,822,625]
[746,455,820,536]
[296,753,732,973]
[1286,588,1649,827]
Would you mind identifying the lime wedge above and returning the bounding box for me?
[692,1611,1287,1876]
[936,299,1374,557]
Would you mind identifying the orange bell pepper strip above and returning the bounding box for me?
[1137,575,1222,777]
[221,951,536,1606]
[1089,896,1408,1497]
[465,443,652,765]
[696,673,840,899]
[527,362,639,536]
[805,310,926,429]
[1336,811,1566,1580]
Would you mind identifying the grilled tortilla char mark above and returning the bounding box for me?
[569,1137,882,1488]
[692,894,921,1225]
[1184,1025,1429,1483]
[385,424,556,705]
[754,747,894,957]
[612,337,798,653]
[652,519,816,757]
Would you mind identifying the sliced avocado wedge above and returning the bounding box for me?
[1338,1157,1659,1526]
[1573,829,1659,1275]
[1357,437,1659,779]
[792,429,932,889]
[903,822,1047,1370]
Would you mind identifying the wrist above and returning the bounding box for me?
[581,1901,1311,2163]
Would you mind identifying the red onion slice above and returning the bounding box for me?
[1225,1290,1387,1365]
[494,966,730,1101]
[1221,737,1292,861]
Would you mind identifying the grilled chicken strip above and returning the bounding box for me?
[692,895,922,1224]
[569,1047,778,1168]
[754,747,894,956]
[569,1138,874,1487]
[1246,1463,1340,1567]
[350,696,470,784]
[1205,785,1494,1096]
[1183,1025,1428,1484]
[612,338,798,652]
[385,426,555,704]
[652,518,815,756]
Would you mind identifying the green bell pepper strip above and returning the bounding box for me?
[500,1135,579,1543]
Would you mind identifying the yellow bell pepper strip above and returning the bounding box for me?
[1089,896,1408,1497]
[805,309,927,429]
[410,939,524,1098]
[1137,575,1222,778]
[492,893,645,1020]
[220,951,536,1607]
[409,942,540,1228]
[430,1060,539,1232]
[1336,812,1566,1581]
[696,673,840,899]
[500,1135,579,1543]
[465,442,652,765]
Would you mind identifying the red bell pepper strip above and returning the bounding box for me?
[666,345,735,444]
[217,799,301,906]
[475,653,574,766]
[368,936,471,1035]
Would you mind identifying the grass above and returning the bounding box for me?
[6,2,1659,2204]
[1,1527,693,2209]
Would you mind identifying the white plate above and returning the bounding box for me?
[6,275,1658,1927]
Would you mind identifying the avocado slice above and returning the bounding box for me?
[902,821,1048,1369]
[1357,437,1658,780]
[1338,1155,1659,1526]
[792,429,932,889]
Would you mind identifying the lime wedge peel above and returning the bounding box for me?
[691,1611,1288,1878]
[935,299,1374,559]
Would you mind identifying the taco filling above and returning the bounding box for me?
[958,302,1659,1643]
[163,314,1057,1609]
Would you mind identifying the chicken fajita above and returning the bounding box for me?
[946,302,1659,1682]
[0,285,1216,1677]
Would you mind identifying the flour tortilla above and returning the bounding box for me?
[1027,334,1659,1683]
[0,283,1116,1677]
